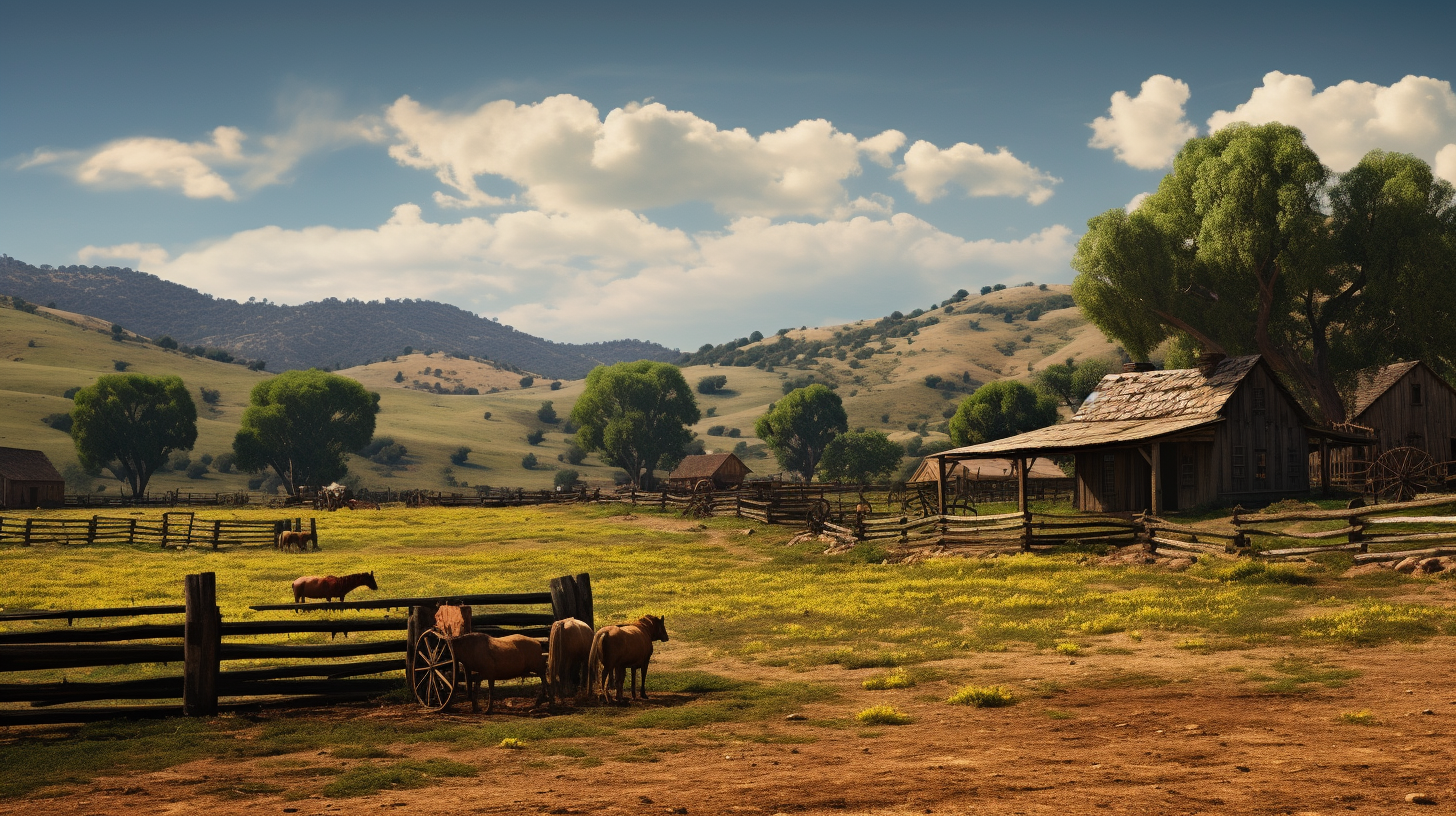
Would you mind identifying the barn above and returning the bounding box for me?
[924,355,1368,515]
[0,447,66,509]
[1352,361,1456,470]
[665,452,752,490]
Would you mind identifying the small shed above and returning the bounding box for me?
[0,447,66,509]
[666,453,752,490]
[1352,361,1456,467]
[907,456,1066,484]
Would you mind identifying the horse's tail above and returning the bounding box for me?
[587,628,606,698]
[547,621,565,693]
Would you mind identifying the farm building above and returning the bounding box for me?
[0,446,66,509]
[665,452,752,490]
[1327,358,1456,483]
[908,455,1074,506]
[924,355,1369,515]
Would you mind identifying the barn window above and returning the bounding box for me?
[1254,449,1268,487]
[1412,383,1423,406]
[1179,456,1195,488]
[1252,388,1267,411]
[1232,446,1247,481]
[1101,454,1117,505]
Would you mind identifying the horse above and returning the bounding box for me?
[587,614,668,704]
[346,499,381,511]
[291,572,377,604]
[450,632,550,714]
[277,530,318,551]
[546,618,594,703]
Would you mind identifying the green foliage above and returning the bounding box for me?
[553,469,580,488]
[1034,358,1111,409]
[697,374,728,394]
[393,371,404,383]
[519,375,535,388]
[321,759,476,798]
[213,452,235,473]
[755,384,847,481]
[71,374,198,496]
[549,380,562,390]
[112,359,131,371]
[947,685,1017,707]
[948,380,1059,446]
[818,429,903,484]
[706,425,726,436]
[198,386,221,405]
[357,437,407,465]
[570,361,699,489]
[526,428,545,445]
[855,705,912,725]
[564,443,587,465]
[861,670,915,690]
[536,401,558,424]
[521,452,538,469]
[232,369,380,495]
[41,412,73,432]
[154,335,179,350]
[185,462,208,479]
[1073,124,1456,421]
[449,446,471,465]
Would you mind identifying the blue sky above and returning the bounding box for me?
[4,1,1454,348]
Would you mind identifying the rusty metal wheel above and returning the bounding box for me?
[1370,446,1437,503]
[412,629,459,712]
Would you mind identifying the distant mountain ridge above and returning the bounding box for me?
[0,255,679,378]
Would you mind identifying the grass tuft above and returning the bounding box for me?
[320,759,476,798]
[856,705,913,725]
[1338,710,1378,726]
[1054,642,1081,656]
[497,738,527,749]
[947,685,1017,707]
[862,670,915,690]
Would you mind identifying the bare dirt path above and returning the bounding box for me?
[10,638,1455,816]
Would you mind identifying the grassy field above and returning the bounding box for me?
[1,284,1122,494]
[2,503,1454,801]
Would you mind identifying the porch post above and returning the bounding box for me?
[935,456,947,516]
[1319,437,1331,495]
[1017,457,1029,515]
[1149,442,1162,517]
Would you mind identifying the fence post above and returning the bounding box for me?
[549,576,576,621]
[1349,513,1366,553]
[1021,510,1033,552]
[87,516,97,544]
[309,517,317,549]
[128,518,136,544]
[212,520,221,550]
[23,518,33,546]
[183,572,221,716]
[160,514,170,548]
[573,572,594,629]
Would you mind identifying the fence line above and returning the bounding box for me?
[0,513,315,549]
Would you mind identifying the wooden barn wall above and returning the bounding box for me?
[1356,365,1456,467]
[1169,440,1217,510]
[1213,365,1310,498]
[3,479,66,508]
[1074,449,1150,513]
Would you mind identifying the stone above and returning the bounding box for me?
[1405,793,1435,805]
[1394,557,1421,574]
[1417,558,1444,573]
[785,713,807,721]
[1342,564,1387,578]
[1166,557,1195,572]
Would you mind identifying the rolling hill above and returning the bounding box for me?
[0,255,678,379]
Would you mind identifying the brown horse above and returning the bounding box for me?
[547,618,594,703]
[588,614,669,704]
[346,499,381,510]
[277,530,318,551]
[451,632,550,713]
[291,572,377,604]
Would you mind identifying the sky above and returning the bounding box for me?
[4,1,1455,350]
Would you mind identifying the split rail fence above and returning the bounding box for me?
[0,513,316,548]
[0,572,590,726]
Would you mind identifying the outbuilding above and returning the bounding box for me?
[665,452,753,490]
[0,447,66,509]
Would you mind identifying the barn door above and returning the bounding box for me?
[1158,444,1179,512]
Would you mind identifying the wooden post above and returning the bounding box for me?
[549,576,576,621]
[309,517,317,549]
[935,456,947,516]
[1018,457,1032,551]
[128,517,136,544]
[1319,438,1331,495]
[87,516,97,544]
[183,572,221,716]
[212,520,221,550]
[160,514,170,548]
[1149,442,1162,517]
[23,518,33,546]
[1349,512,1366,553]
[574,572,594,629]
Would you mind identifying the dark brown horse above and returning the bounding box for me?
[291,572,377,604]
[588,614,668,704]
[277,530,318,551]
[547,618,594,703]
[451,632,550,713]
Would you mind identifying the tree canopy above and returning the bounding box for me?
[569,361,699,489]
[817,429,903,484]
[1072,123,1456,422]
[1034,358,1111,410]
[948,380,1059,447]
[232,369,380,495]
[754,384,848,481]
[70,374,198,497]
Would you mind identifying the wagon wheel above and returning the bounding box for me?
[806,499,831,533]
[412,629,459,712]
[1370,446,1437,503]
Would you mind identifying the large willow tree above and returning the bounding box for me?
[1072,123,1456,422]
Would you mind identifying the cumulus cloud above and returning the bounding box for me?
[1088,75,1197,170]
[893,141,1059,204]
[23,109,382,199]
[1207,72,1456,178]
[1124,192,1151,212]
[384,94,912,217]
[82,206,1074,346]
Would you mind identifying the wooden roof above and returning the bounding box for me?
[0,447,65,482]
[908,456,1067,483]
[1350,360,1442,416]
[667,452,751,481]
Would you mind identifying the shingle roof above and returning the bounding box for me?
[0,447,65,482]
[1072,354,1260,422]
[908,456,1068,483]
[930,416,1224,458]
[667,452,751,481]
[1351,360,1421,416]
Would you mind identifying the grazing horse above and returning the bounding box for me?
[588,614,669,704]
[291,572,377,604]
[451,632,550,714]
[547,618,594,703]
[277,530,318,551]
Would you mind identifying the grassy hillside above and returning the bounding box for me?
[0,284,1122,494]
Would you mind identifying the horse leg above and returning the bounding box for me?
[468,674,479,713]
[639,660,650,700]
[485,678,496,714]
[614,666,627,705]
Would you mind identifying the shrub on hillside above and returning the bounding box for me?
[41,413,73,433]
[449,446,472,465]
[521,453,538,469]
[526,429,545,445]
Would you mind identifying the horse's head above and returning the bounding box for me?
[647,614,669,642]
[363,571,378,590]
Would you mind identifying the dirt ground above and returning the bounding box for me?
[7,635,1455,816]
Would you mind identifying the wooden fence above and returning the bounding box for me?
[0,572,590,725]
[1228,495,1456,564]
[0,513,315,549]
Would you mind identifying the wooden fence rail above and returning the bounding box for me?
[0,514,314,549]
[1226,495,1456,563]
[0,572,591,725]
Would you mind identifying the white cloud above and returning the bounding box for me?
[385,94,912,217]
[82,206,1075,346]
[1124,192,1151,212]
[24,110,382,199]
[1207,72,1456,177]
[1088,75,1197,170]
[893,140,1059,204]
